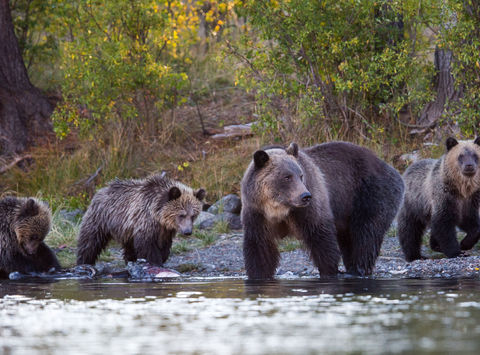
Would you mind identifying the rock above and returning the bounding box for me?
[207,194,241,215]
[59,209,84,222]
[127,260,180,279]
[195,211,242,230]
[216,212,242,230]
[194,211,216,229]
[9,272,22,280]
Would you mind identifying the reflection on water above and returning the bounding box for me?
[1,278,480,354]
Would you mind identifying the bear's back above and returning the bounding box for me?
[303,141,403,228]
[304,141,395,189]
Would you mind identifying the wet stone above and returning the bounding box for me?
[126,260,180,280]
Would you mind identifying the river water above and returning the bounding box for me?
[1,277,480,354]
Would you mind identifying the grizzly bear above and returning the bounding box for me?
[0,197,60,278]
[76,174,206,266]
[241,142,404,279]
[398,137,480,261]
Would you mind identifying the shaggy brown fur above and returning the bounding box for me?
[398,137,480,261]
[76,174,205,266]
[241,142,404,279]
[0,197,60,278]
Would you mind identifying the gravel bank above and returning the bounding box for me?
[159,231,480,279]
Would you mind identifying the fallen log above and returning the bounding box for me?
[211,122,256,140]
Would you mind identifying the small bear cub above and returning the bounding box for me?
[76,174,206,266]
[0,197,60,278]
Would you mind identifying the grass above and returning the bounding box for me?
[171,239,193,255]
[46,208,80,267]
[279,237,303,252]
[193,229,217,248]
[46,207,117,267]
[176,263,202,273]
[212,220,230,235]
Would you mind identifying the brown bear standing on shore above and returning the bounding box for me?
[398,137,480,261]
[76,174,206,266]
[241,142,404,279]
[0,197,60,278]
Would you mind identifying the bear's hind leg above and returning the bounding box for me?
[123,239,137,263]
[459,208,480,251]
[398,207,427,262]
[430,236,442,252]
[346,224,384,276]
[77,224,111,265]
[430,206,461,258]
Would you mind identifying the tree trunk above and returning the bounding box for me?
[418,47,462,126]
[0,0,52,155]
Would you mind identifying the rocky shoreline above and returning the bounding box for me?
[38,230,478,282]
[9,194,480,281]
[162,231,480,280]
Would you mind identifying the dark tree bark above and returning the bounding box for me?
[0,0,52,155]
[418,47,462,126]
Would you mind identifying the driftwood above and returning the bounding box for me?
[0,155,32,174]
[72,166,103,195]
[211,122,256,141]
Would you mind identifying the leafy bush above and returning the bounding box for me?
[441,1,480,135]
[232,0,438,142]
[52,0,202,139]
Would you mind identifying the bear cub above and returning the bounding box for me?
[241,142,404,279]
[0,197,60,278]
[398,137,480,261]
[76,174,206,266]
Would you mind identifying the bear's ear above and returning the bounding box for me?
[168,186,182,201]
[446,137,458,151]
[474,137,480,147]
[253,150,269,168]
[286,142,299,157]
[21,199,39,217]
[195,188,206,201]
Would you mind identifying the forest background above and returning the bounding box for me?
[1,0,479,219]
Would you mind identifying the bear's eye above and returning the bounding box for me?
[284,175,292,181]
[179,213,187,219]
[299,174,304,180]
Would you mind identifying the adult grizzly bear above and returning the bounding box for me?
[398,137,480,261]
[0,197,60,278]
[76,174,206,266]
[241,142,404,279]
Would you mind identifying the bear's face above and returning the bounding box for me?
[443,137,480,198]
[446,137,480,177]
[159,186,205,235]
[14,199,51,256]
[252,143,311,218]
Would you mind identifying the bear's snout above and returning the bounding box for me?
[295,191,312,207]
[180,227,192,236]
[462,163,477,176]
[301,192,312,203]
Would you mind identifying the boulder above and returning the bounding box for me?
[194,211,216,229]
[207,194,242,215]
